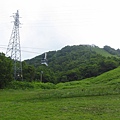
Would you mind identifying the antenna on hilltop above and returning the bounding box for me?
[6,10,23,80]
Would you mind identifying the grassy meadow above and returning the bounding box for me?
[0,67,120,120]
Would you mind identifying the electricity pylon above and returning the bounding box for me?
[6,10,23,80]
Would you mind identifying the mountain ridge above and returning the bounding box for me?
[25,44,120,62]
[24,44,120,83]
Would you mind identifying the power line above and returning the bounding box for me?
[0,45,47,50]
[0,46,41,54]
[21,50,41,54]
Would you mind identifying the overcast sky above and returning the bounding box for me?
[0,0,120,60]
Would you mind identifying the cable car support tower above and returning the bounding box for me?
[6,10,23,80]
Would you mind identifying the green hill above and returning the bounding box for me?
[24,45,120,83]
[56,66,120,89]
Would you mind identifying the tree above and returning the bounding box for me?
[22,61,35,82]
[99,59,118,72]
[0,53,13,88]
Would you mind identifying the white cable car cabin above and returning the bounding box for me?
[41,52,48,66]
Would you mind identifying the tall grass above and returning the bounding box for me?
[7,81,56,90]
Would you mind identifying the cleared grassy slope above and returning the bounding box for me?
[91,46,117,57]
[56,66,120,92]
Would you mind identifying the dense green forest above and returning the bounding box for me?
[0,53,13,88]
[1,45,120,88]
[25,45,120,83]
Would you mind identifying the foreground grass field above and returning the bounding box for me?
[0,89,120,120]
[0,67,120,120]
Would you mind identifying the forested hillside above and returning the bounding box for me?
[25,45,120,83]
[0,45,120,88]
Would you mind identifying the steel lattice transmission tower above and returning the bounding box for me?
[6,10,23,80]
